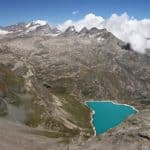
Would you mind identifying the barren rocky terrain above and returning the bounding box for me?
[0,23,149,149]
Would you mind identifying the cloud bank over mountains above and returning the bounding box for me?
[58,13,150,53]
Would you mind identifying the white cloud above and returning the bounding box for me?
[58,13,104,31]
[58,13,150,53]
[72,10,79,15]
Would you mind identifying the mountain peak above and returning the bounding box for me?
[60,26,77,37]
[25,20,49,33]
[88,27,101,34]
[26,20,48,28]
[65,26,76,32]
[79,27,88,34]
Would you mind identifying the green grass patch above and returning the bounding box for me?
[52,92,94,136]
[25,102,45,128]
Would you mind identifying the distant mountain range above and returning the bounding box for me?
[0,20,60,36]
[0,21,149,53]
[0,20,120,43]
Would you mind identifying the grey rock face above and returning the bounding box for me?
[60,26,77,37]
[79,27,88,34]
[138,131,150,140]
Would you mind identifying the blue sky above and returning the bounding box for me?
[0,0,149,25]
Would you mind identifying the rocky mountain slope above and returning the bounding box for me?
[0,22,150,150]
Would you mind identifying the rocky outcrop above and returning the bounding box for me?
[138,131,150,140]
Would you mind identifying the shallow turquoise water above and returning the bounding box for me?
[86,101,137,135]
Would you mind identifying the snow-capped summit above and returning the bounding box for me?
[24,20,61,36]
[25,20,48,33]
[32,20,47,26]
[26,20,47,28]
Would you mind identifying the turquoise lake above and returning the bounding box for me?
[86,101,137,135]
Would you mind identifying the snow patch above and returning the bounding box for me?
[32,20,47,26]
[0,29,9,35]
